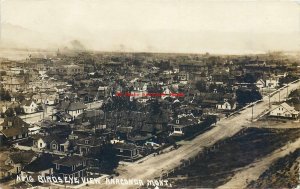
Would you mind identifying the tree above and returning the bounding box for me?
[102,95,138,111]
[279,74,299,87]
[195,80,207,92]
[0,71,6,77]
[0,87,11,101]
[236,89,262,107]
[204,115,218,125]
[16,93,25,102]
[243,73,256,83]
[167,136,178,148]
[149,99,161,114]
[14,106,24,115]
[4,108,15,117]
[99,144,119,172]
[88,144,120,173]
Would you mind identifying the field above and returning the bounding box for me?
[167,127,300,188]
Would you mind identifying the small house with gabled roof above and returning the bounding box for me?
[269,102,299,119]
[53,155,87,178]
[21,100,38,114]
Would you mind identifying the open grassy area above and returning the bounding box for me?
[247,148,300,189]
[167,128,300,188]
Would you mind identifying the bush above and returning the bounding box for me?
[236,89,262,107]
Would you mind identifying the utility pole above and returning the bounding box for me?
[251,104,254,122]
[51,107,54,121]
[94,110,96,133]
[42,92,45,120]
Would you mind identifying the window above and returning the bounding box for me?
[40,143,42,148]
[52,144,57,149]
[72,165,76,171]
[85,140,89,144]
[8,121,12,126]
[175,128,181,132]
[120,149,123,153]
[56,164,60,170]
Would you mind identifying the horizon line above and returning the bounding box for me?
[1,47,299,58]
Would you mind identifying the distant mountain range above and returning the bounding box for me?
[0,23,87,52]
[0,22,300,55]
[0,23,58,49]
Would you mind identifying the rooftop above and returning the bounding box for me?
[8,151,36,164]
[1,126,28,137]
[67,102,87,111]
[53,155,86,166]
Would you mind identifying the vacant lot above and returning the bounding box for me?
[247,148,300,189]
[167,128,300,188]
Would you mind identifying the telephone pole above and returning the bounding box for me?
[251,104,254,122]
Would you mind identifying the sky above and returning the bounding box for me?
[1,0,300,54]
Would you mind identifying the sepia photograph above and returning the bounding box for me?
[0,0,300,188]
